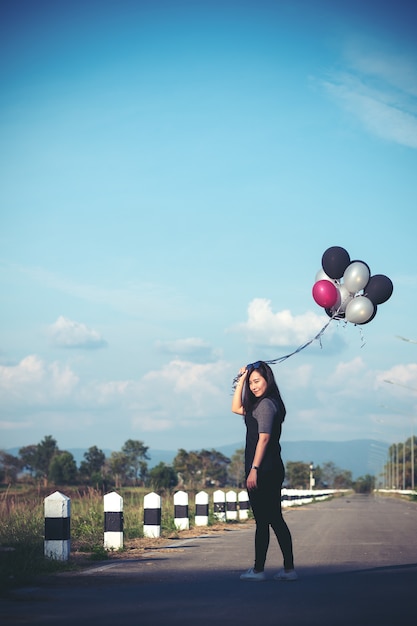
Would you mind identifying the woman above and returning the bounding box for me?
[232,361,297,582]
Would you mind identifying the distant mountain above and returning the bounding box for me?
[180,439,389,479]
[6,439,389,479]
[280,439,389,480]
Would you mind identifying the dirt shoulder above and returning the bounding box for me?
[70,521,253,569]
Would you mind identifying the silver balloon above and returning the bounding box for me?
[315,268,338,284]
[337,283,353,312]
[343,261,370,294]
[345,296,374,324]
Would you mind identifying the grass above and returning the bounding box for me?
[0,485,247,594]
[0,486,70,590]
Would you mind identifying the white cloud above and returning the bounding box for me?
[280,355,417,442]
[0,352,233,445]
[2,349,416,450]
[130,359,229,433]
[157,337,208,353]
[0,420,31,431]
[344,43,417,99]
[233,298,330,347]
[155,337,220,361]
[377,363,417,392]
[0,355,79,405]
[132,415,173,433]
[321,45,417,148]
[49,316,107,349]
[324,77,417,148]
[283,364,313,390]
[327,356,367,390]
[98,358,232,440]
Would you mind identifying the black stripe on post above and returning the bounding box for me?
[104,511,124,532]
[144,507,161,525]
[195,503,209,516]
[174,504,188,518]
[45,517,70,541]
[214,502,225,513]
[239,500,249,510]
[226,502,237,511]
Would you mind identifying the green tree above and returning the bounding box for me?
[36,435,60,484]
[228,448,245,487]
[121,439,150,485]
[333,469,353,489]
[49,452,78,485]
[19,444,39,477]
[19,436,59,486]
[173,449,201,489]
[285,461,310,489]
[386,436,417,489]
[108,451,130,488]
[173,448,230,489]
[312,464,322,487]
[318,461,339,488]
[149,462,178,490]
[200,449,230,487]
[0,451,23,483]
[79,446,106,485]
[354,474,375,493]
[307,462,352,489]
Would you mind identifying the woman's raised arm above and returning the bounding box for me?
[231,367,247,415]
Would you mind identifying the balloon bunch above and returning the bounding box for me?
[312,246,393,325]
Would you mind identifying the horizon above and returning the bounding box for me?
[5,435,391,456]
[5,437,390,481]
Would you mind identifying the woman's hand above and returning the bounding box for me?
[231,366,248,415]
[246,467,258,491]
[247,434,270,490]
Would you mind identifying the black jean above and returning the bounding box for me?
[248,469,294,572]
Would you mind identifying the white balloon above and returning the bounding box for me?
[337,283,353,312]
[332,286,341,309]
[345,296,374,324]
[315,268,337,284]
[343,261,370,294]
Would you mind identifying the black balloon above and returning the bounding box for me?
[365,274,393,305]
[322,246,351,279]
[325,307,345,319]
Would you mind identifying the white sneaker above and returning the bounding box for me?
[273,568,298,581]
[240,567,267,581]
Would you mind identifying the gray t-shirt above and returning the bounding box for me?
[253,398,277,433]
[245,397,283,475]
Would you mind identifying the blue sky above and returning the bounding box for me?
[1,0,417,460]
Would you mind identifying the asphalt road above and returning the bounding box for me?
[1,493,416,625]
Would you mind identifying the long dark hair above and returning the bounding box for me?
[243,361,286,420]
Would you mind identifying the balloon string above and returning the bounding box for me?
[264,314,336,364]
[232,310,340,389]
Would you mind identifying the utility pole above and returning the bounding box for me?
[309,462,315,491]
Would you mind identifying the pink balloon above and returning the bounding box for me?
[312,280,338,308]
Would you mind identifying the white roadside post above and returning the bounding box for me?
[44,491,71,561]
[226,490,238,521]
[143,492,162,538]
[238,490,250,520]
[174,490,189,530]
[195,491,209,527]
[213,489,226,522]
[281,488,290,508]
[104,491,124,550]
